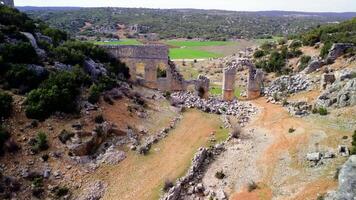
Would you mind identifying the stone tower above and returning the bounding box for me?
[0,0,14,7]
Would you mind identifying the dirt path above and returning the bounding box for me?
[86,109,224,200]
[230,98,354,200]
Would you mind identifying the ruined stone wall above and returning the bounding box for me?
[0,0,14,7]
[103,45,169,88]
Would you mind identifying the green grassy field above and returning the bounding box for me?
[169,48,222,59]
[165,40,232,59]
[210,85,241,98]
[166,40,234,47]
[93,39,142,45]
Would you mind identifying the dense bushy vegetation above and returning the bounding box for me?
[0,91,13,120]
[253,40,304,74]
[25,69,88,119]
[301,18,356,46]
[0,5,129,120]
[23,7,356,40]
[298,55,311,71]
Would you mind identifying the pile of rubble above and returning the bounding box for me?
[264,74,311,97]
[170,92,257,126]
[306,145,350,167]
[161,144,226,200]
[285,100,312,117]
[136,116,182,155]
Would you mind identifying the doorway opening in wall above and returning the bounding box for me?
[136,62,145,79]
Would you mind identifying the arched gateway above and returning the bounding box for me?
[223,59,264,101]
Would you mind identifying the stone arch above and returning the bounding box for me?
[222,58,263,101]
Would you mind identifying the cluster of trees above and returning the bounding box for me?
[23,7,354,40]
[253,40,303,74]
[298,18,356,57]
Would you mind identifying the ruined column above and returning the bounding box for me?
[144,62,158,89]
[222,67,236,101]
[247,68,263,99]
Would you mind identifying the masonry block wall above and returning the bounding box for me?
[103,45,169,89]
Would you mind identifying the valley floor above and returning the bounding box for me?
[83,109,225,200]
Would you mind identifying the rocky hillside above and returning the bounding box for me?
[0,5,136,199]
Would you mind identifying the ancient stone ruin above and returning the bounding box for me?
[103,45,211,95]
[104,45,263,101]
[104,45,169,88]
[0,0,14,7]
[223,58,264,101]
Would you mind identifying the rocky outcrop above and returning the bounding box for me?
[325,155,356,200]
[83,58,108,80]
[54,62,73,71]
[285,100,312,117]
[35,32,53,45]
[302,58,325,74]
[326,43,354,64]
[77,181,107,200]
[67,122,114,156]
[317,78,356,108]
[21,32,46,60]
[27,64,48,77]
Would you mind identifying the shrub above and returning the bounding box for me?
[25,71,85,119]
[320,42,332,58]
[94,115,105,124]
[288,128,295,133]
[215,171,225,179]
[247,181,258,192]
[289,40,302,49]
[260,42,275,51]
[299,55,311,71]
[318,107,328,116]
[231,125,241,139]
[0,42,39,64]
[88,84,101,104]
[53,46,85,65]
[253,50,265,58]
[278,38,287,45]
[31,132,49,153]
[163,179,174,192]
[0,91,13,119]
[4,64,47,92]
[53,186,69,197]
[58,129,74,144]
[41,27,67,46]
